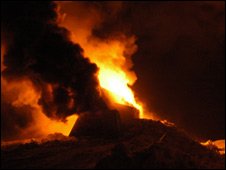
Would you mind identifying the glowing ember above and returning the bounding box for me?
[201,139,225,155]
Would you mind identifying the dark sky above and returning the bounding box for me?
[93,1,225,140]
[134,2,225,140]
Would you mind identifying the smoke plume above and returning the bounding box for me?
[1,1,108,116]
[1,1,110,140]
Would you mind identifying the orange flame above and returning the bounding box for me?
[83,37,144,118]
[57,3,144,118]
[201,139,225,155]
[1,2,150,141]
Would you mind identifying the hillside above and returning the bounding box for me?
[1,119,225,169]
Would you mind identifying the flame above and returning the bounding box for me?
[1,2,149,141]
[57,3,144,117]
[201,139,225,155]
[85,38,144,118]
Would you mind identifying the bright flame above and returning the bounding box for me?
[58,25,143,118]
[83,38,144,118]
[98,67,144,117]
[57,3,144,117]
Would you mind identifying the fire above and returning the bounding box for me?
[85,38,144,118]
[1,2,148,141]
[201,139,225,155]
[87,39,144,117]
[57,3,144,117]
[76,37,144,117]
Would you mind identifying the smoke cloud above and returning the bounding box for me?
[1,1,107,116]
[1,1,109,140]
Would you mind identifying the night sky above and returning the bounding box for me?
[134,2,225,140]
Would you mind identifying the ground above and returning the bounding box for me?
[1,119,225,169]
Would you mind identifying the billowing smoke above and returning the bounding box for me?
[1,1,108,116]
[57,2,144,114]
[1,1,110,140]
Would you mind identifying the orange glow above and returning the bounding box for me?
[201,139,225,155]
[36,111,78,136]
[83,38,144,118]
[1,45,6,72]
[213,140,225,155]
[79,38,144,117]
[1,45,78,138]
[1,77,78,138]
[57,3,144,117]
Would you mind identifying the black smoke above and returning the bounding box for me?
[1,1,109,140]
[1,100,34,140]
